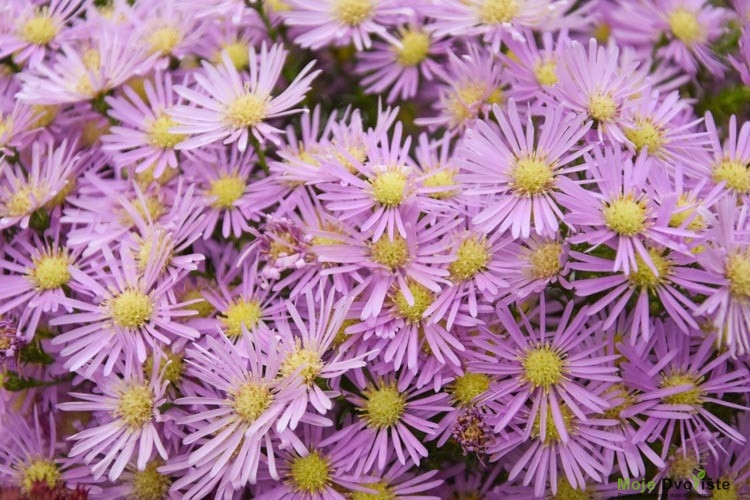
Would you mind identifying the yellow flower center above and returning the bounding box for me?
[478,0,519,24]
[551,477,593,500]
[351,482,394,500]
[110,289,154,328]
[451,372,491,405]
[446,82,487,125]
[449,236,491,282]
[118,195,165,226]
[669,8,702,46]
[625,119,664,154]
[393,282,433,323]
[265,0,291,13]
[215,42,250,69]
[711,479,737,500]
[231,382,274,423]
[334,318,357,347]
[669,196,706,231]
[370,235,409,270]
[31,105,59,128]
[603,195,647,236]
[602,384,635,420]
[280,346,323,385]
[712,159,750,193]
[522,345,565,389]
[75,74,97,98]
[660,372,703,406]
[145,351,184,385]
[115,383,154,428]
[334,0,373,25]
[363,384,406,429]
[21,459,60,494]
[593,23,611,43]
[6,185,40,217]
[726,252,750,299]
[19,10,58,45]
[527,242,563,279]
[422,168,458,199]
[82,48,101,71]
[531,405,573,445]
[289,452,330,493]
[131,461,171,500]
[534,60,558,87]
[148,26,182,55]
[588,93,617,122]
[511,155,555,196]
[628,249,671,289]
[220,299,262,337]
[147,114,184,149]
[371,170,408,207]
[30,250,70,290]
[226,92,268,128]
[209,175,245,208]
[396,31,430,67]
[668,451,699,480]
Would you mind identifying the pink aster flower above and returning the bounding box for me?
[349,460,443,499]
[101,72,188,178]
[557,147,693,275]
[16,28,157,105]
[472,298,620,442]
[50,243,199,377]
[495,235,571,302]
[502,29,570,105]
[548,38,647,145]
[458,100,592,239]
[0,0,82,66]
[0,138,80,230]
[730,28,750,85]
[325,370,451,474]
[171,43,319,152]
[355,22,450,103]
[280,0,412,51]
[57,362,169,481]
[173,334,307,492]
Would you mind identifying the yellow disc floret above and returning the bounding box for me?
[478,0,520,24]
[511,155,555,196]
[371,170,408,207]
[147,114,185,149]
[280,345,323,385]
[334,0,373,25]
[131,461,171,500]
[726,252,750,300]
[30,250,70,290]
[115,383,154,428]
[522,344,565,390]
[220,299,262,337]
[232,382,273,423]
[6,186,39,217]
[396,31,430,67]
[215,42,250,69]
[226,92,268,128]
[527,242,563,280]
[209,175,245,209]
[21,459,60,494]
[551,477,593,500]
[449,236,490,282]
[712,159,750,193]
[628,249,671,290]
[531,405,573,445]
[451,372,491,405]
[625,119,664,154]
[603,195,647,236]
[422,168,458,199]
[148,26,181,55]
[110,289,154,329]
[393,282,433,323]
[668,8,703,46]
[370,235,409,270]
[588,93,617,122]
[534,60,558,87]
[19,10,58,45]
[660,372,703,406]
[289,452,330,494]
[363,384,406,429]
[351,481,394,500]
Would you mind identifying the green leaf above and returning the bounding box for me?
[697,469,706,479]
[20,342,55,365]
[2,370,46,391]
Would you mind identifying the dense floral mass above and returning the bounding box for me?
[1,0,750,498]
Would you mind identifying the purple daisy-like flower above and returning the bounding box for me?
[495,235,571,302]
[326,370,451,474]
[558,147,693,275]
[57,362,169,481]
[458,100,592,239]
[50,243,199,377]
[502,29,570,105]
[472,298,620,440]
[171,43,319,152]
[280,0,412,51]
[172,333,307,492]
[101,72,187,178]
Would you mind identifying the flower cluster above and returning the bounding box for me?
[1,0,750,498]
